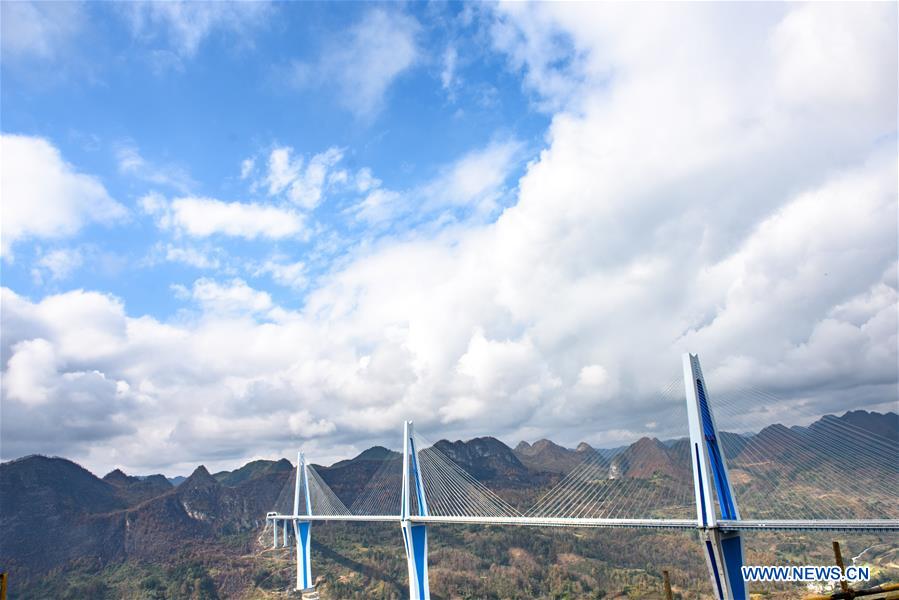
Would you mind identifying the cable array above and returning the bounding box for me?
[709,384,898,521]
[270,469,297,515]
[349,453,403,516]
[268,462,351,516]
[413,432,521,518]
[525,379,694,519]
[306,464,352,516]
[267,373,896,526]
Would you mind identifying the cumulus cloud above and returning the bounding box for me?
[1,291,138,462]
[1,134,127,258]
[771,3,896,121]
[141,194,305,240]
[2,4,896,475]
[289,9,419,118]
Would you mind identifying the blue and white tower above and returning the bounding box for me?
[293,451,314,591]
[683,353,747,600]
[401,420,430,600]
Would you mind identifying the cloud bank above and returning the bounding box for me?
[1,135,127,258]
[1,4,896,476]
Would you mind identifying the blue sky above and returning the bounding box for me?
[2,2,547,316]
[1,2,896,476]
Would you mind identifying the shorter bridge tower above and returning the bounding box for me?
[401,420,431,600]
[683,353,747,600]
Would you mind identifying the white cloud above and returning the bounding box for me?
[489,3,586,111]
[354,168,381,193]
[121,1,271,60]
[32,248,84,283]
[141,194,305,240]
[441,45,459,99]
[262,146,344,210]
[189,278,273,316]
[423,139,522,213]
[577,364,609,388]
[265,147,301,195]
[116,144,194,193]
[2,4,897,474]
[771,3,896,121]
[163,244,221,270]
[0,1,85,62]
[240,157,256,180]
[289,9,419,118]
[3,338,58,406]
[351,188,404,225]
[350,139,522,224]
[253,258,307,290]
[292,148,344,209]
[1,134,127,258]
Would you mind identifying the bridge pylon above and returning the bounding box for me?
[683,353,747,600]
[401,420,431,600]
[293,451,314,591]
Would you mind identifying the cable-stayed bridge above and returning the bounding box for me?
[265,354,899,599]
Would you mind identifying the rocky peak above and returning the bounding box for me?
[811,410,898,442]
[273,458,294,470]
[513,438,582,475]
[102,468,135,486]
[353,446,398,462]
[532,439,566,453]
[433,437,529,484]
[142,474,172,487]
[180,465,219,491]
[609,437,684,479]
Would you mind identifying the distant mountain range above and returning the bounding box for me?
[1,409,895,597]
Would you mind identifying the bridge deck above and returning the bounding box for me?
[268,514,899,532]
[717,519,899,532]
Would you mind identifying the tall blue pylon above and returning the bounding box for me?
[293,451,314,591]
[401,421,430,600]
[683,353,747,600]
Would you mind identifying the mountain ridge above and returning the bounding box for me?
[1,409,894,591]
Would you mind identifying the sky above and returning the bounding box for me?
[1,2,896,477]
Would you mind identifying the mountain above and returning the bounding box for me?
[0,456,292,581]
[822,410,898,442]
[1,409,895,598]
[0,456,127,576]
[514,439,583,474]
[213,458,293,487]
[433,436,531,485]
[2,455,125,516]
[103,468,173,506]
[316,446,402,508]
[608,437,690,480]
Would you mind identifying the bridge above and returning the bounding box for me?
[266,354,899,599]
